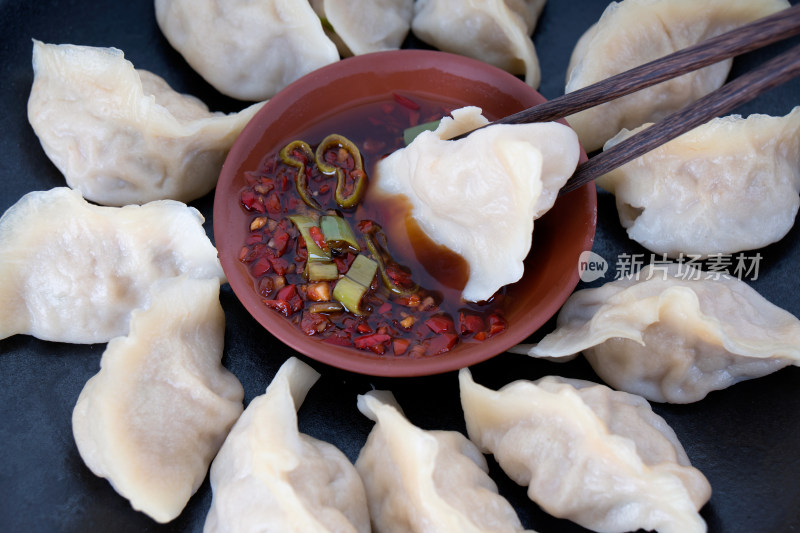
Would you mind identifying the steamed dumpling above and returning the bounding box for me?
[310,0,413,56]
[372,106,580,302]
[564,0,790,152]
[355,390,532,533]
[459,368,712,533]
[514,263,800,403]
[0,187,225,344]
[72,276,244,523]
[155,0,340,101]
[597,108,800,258]
[412,0,545,88]
[27,41,264,206]
[204,357,369,533]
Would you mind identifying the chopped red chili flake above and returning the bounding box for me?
[308,226,329,253]
[300,312,330,335]
[265,192,282,215]
[291,148,309,164]
[333,254,354,274]
[356,220,375,233]
[272,284,303,313]
[251,257,272,277]
[424,315,454,334]
[278,174,290,191]
[322,333,352,346]
[354,333,391,351]
[392,338,410,356]
[246,233,263,245]
[268,256,290,276]
[257,277,274,297]
[425,333,458,356]
[459,312,485,335]
[276,284,296,301]
[241,190,265,213]
[269,228,291,256]
[384,263,415,290]
[488,314,507,337]
[392,92,420,110]
[263,299,291,316]
[240,243,266,263]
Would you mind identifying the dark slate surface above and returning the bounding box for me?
[0,1,798,532]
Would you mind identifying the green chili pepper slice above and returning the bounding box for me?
[363,224,419,297]
[308,301,345,314]
[280,140,321,210]
[315,134,367,209]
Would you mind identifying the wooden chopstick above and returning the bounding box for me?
[497,3,800,127]
[444,4,800,196]
[559,42,800,195]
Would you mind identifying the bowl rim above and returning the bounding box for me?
[214,49,597,377]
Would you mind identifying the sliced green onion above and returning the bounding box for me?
[403,120,441,145]
[288,214,330,262]
[330,254,378,315]
[346,254,378,288]
[305,261,339,281]
[320,215,359,254]
[333,277,369,315]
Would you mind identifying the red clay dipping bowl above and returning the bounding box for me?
[214,49,596,377]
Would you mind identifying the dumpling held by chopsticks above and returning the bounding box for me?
[372,106,580,303]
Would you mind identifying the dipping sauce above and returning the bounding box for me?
[237,92,507,357]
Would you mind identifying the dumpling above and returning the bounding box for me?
[372,106,580,302]
[27,41,263,206]
[596,108,800,258]
[513,263,800,403]
[0,187,224,343]
[204,357,369,533]
[355,390,532,533]
[310,0,413,56]
[72,276,244,524]
[155,0,340,101]
[459,368,712,533]
[411,0,545,88]
[564,0,790,152]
